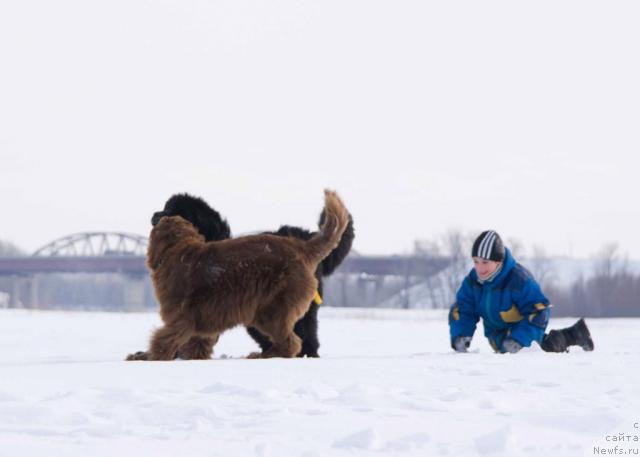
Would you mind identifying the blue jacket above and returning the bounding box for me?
[448,248,550,352]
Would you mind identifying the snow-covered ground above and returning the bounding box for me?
[0,308,638,457]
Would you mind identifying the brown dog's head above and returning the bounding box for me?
[147,216,205,270]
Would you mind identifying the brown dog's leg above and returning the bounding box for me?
[177,335,219,360]
[265,331,302,358]
[147,323,193,361]
[250,309,303,358]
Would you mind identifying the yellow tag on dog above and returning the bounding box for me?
[313,291,323,305]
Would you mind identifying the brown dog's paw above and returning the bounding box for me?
[246,351,264,359]
[126,351,149,361]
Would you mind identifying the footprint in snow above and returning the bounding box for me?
[383,433,431,452]
[333,428,380,450]
[475,426,510,455]
[486,385,503,392]
[465,369,487,376]
[439,388,466,402]
[255,443,271,457]
[531,381,560,388]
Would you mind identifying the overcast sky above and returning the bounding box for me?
[1,1,639,259]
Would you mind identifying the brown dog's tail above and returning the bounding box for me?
[304,190,350,266]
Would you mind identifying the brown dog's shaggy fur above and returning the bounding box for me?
[126,190,350,361]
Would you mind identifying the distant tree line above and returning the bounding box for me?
[545,244,640,317]
[408,233,640,317]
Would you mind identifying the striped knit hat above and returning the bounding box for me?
[471,230,505,262]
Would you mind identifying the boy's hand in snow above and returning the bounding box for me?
[502,338,522,353]
[453,336,472,352]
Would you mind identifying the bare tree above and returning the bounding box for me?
[441,229,473,307]
[0,240,26,257]
[414,238,443,308]
[527,244,555,290]
[507,237,526,259]
[410,229,474,309]
[593,243,627,278]
[413,239,440,257]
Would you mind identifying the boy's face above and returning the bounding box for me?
[473,257,501,280]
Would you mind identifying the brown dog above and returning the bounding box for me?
[126,190,350,361]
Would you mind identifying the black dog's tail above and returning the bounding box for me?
[304,190,350,266]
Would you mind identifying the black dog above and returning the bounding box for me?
[151,193,231,242]
[150,193,355,358]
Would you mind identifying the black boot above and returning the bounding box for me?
[540,329,569,352]
[541,318,594,353]
[565,318,595,351]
